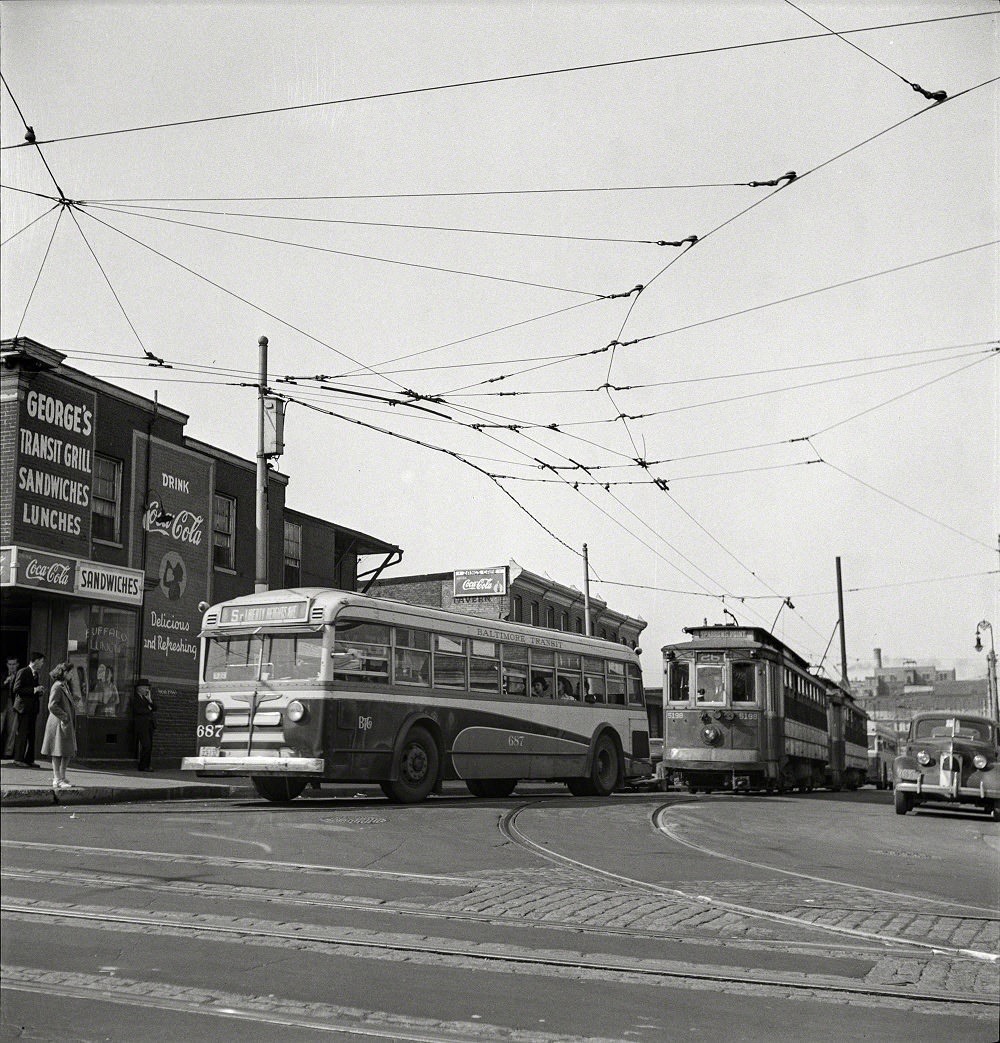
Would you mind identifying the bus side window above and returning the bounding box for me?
[394,627,430,686]
[502,642,528,697]
[584,657,605,703]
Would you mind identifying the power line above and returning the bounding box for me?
[0,202,60,248]
[13,206,63,338]
[5,11,991,151]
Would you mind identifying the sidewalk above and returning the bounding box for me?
[0,758,253,808]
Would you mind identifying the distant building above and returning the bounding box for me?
[851,646,989,738]
[372,560,646,649]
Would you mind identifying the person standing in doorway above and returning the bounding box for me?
[41,662,77,790]
[134,679,156,772]
[12,652,45,767]
[1,655,19,758]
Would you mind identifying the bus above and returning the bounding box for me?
[182,587,651,802]
[867,724,897,789]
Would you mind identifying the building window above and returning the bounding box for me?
[560,611,568,631]
[545,605,555,629]
[512,595,523,622]
[530,601,539,626]
[284,521,302,586]
[92,455,122,542]
[213,494,236,570]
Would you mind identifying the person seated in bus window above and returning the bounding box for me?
[557,677,577,702]
[530,676,550,699]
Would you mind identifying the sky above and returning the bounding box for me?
[1,0,997,684]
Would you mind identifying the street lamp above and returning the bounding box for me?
[974,621,998,721]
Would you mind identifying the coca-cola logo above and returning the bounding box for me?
[143,501,204,546]
[460,577,501,592]
[24,558,72,586]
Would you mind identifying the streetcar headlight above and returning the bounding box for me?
[916,750,932,766]
[205,701,222,723]
[973,753,989,770]
[286,700,306,723]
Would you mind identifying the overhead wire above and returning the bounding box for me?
[5,10,992,150]
[0,201,60,248]
[12,206,63,337]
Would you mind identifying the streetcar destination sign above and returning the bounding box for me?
[220,600,309,624]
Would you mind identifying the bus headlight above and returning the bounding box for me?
[973,753,989,770]
[286,700,307,723]
[916,750,932,766]
[205,701,222,723]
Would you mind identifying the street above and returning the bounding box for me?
[2,785,997,1042]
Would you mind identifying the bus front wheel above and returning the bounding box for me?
[251,776,308,803]
[382,726,439,804]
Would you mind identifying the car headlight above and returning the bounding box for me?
[205,701,222,723]
[916,750,932,766]
[286,700,306,723]
[973,753,989,770]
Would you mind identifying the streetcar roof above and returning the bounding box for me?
[662,624,811,671]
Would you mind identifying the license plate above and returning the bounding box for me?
[199,746,219,757]
[898,769,920,781]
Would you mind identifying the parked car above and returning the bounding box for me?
[893,713,999,819]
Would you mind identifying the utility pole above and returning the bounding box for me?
[255,335,269,593]
[836,556,849,689]
[582,543,592,636]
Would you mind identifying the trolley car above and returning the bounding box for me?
[656,624,867,794]
[182,587,651,802]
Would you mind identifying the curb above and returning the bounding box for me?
[1,784,252,808]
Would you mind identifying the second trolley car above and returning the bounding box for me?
[656,624,867,794]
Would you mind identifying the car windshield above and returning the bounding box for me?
[914,717,994,742]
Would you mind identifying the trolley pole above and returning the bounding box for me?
[255,335,269,593]
[836,556,849,688]
[583,543,592,636]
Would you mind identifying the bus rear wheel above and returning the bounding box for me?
[381,726,439,804]
[251,776,308,803]
[568,734,619,798]
[466,778,517,798]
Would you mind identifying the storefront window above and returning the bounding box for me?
[66,605,136,718]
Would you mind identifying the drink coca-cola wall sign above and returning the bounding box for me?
[131,435,214,685]
[13,372,96,556]
[453,566,508,598]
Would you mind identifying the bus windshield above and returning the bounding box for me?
[204,633,324,682]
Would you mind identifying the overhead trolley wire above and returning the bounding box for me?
[4,10,992,151]
[12,206,63,338]
[0,202,60,248]
[83,202,605,297]
[782,0,948,103]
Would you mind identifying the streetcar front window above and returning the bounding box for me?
[731,663,756,703]
[668,661,690,703]
[695,665,724,704]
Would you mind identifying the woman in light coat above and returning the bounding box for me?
[41,662,77,790]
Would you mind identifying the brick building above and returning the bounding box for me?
[372,561,646,649]
[1,337,400,766]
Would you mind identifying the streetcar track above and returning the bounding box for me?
[498,802,1000,965]
[3,899,996,1010]
[0,864,938,960]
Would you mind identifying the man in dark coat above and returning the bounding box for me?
[134,679,157,772]
[12,652,45,767]
[1,655,19,758]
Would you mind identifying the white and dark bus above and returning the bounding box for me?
[182,587,651,802]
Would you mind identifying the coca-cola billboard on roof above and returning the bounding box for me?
[453,567,508,598]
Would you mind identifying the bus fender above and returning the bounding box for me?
[388,712,445,784]
[584,725,625,788]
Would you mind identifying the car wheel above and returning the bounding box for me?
[251,776,307,803]
[894,788,912,816]
[466,778,517,798]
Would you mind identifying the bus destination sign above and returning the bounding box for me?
[219,600,309,625]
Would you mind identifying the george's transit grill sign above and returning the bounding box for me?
[453,566,508,598]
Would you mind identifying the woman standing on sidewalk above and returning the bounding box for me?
[41,663,77,790]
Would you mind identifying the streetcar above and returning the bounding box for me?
[181,587,651,802]
[656,624,867,794]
